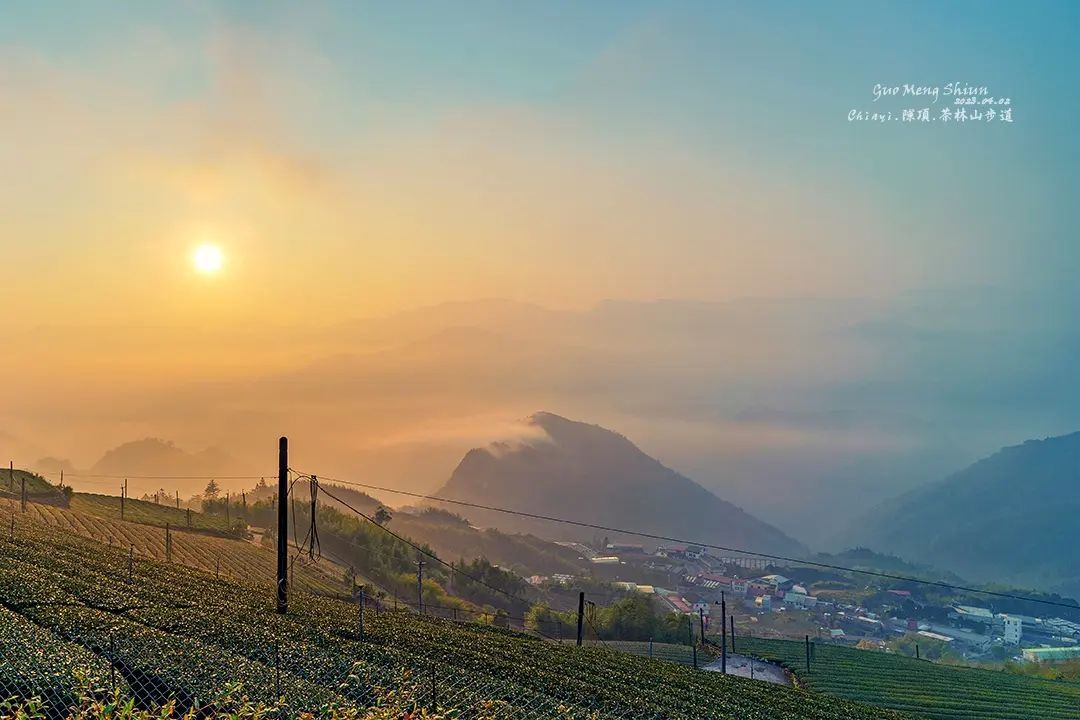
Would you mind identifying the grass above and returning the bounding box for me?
[0,516,908,719]
[736,635,1080,720]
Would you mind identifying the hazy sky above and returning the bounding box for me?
[2,2,1079,533]
[4,1,1076,329]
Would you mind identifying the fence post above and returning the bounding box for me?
[576,592,585,647]
[720,592,727,674]
[430,663,437,713]
[916,643,920,660]
[109,633,117,691]
[275,637,282,700]
[805,635,811,673]
[358,586,365,640]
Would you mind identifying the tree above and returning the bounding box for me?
[204,479,220,501]
[374,506,392,525]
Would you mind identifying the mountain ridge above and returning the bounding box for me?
[434,411,806,556]
[842,430,1080,598]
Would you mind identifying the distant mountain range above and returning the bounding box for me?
[33,438,249,496]
[842,431,1080,598]
[433,412,806,556]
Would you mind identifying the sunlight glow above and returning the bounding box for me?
[193,244,224,275]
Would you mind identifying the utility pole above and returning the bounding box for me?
[60,469,64,488]
[688,617,697,669]
[805,635,811,673]
[416,556,426,613]
[120,479,127,520]
[277,437,288,614]
[721,591,727,674]
[699,607,706,646]
[576,591,585,646]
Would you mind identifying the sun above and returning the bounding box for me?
[193,244,224,275]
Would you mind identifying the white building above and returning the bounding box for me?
[1003,614,1023,645]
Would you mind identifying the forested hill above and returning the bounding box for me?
[843,431,1080,598]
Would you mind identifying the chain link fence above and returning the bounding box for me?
[0,612,643,719]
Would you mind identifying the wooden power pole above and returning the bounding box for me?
[576,592,585,646]
[277,437,288,614]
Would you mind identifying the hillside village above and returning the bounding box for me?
[528,540,1080,665]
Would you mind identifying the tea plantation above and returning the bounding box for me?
[0,516,908,719]
[737,635,1080,720]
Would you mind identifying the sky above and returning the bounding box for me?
[1,2,1079,539]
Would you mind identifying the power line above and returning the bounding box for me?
[39,472,273,480]
[310,481,540,615]
[294,471,1080,613]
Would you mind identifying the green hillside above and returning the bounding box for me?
[736,636,1080,720]
[0,468,61,500]
[70,492,240,536]
[0,518,907,719]
[0,496,344,596]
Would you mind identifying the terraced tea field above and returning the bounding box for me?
[68,493,235,535]
[0,519,907,719]
[737,635,1080,720]
[0,497,344,596]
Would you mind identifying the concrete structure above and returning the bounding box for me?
[783,591,818,609]
[951,605,994,627]
[1023,646,1080,663]
[1003,614,1023,645]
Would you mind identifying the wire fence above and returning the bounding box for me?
[0,514,707,720]
[0,627,603,719]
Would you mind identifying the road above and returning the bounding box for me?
[703,654,791,685]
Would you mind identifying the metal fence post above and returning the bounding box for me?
[358,586,365,640]
[109,633,117,691]
[430,663,437,713]
[275,637,282,699]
